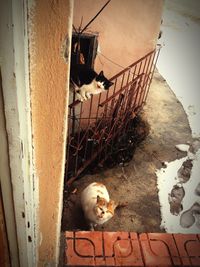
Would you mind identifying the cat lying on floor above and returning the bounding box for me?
[81,182,127,230]
[70,64,113,102]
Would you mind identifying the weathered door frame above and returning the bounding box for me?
[0,0,37,266]
[1,0,73,266]
[0,72,19,267]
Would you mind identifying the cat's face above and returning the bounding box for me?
[94,195,116,222]
[95,71,114,90]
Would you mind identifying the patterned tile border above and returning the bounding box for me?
[65,231,200,266]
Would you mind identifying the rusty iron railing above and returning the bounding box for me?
[66,46,161,185]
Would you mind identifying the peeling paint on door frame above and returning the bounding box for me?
[0,0,38,266]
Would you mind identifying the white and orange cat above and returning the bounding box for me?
[81,182,117,230]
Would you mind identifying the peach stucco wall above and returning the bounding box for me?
[29,0,72,265]
[73,0,163,79]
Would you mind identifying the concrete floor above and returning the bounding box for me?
[62,70,193,233]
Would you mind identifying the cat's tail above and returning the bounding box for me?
[70,79,80,92]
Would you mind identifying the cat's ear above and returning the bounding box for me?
[108,81,114,87]
[96,195,101,203]
[108,200,117,210]
[99,71,104,76]
[107,200,117,215]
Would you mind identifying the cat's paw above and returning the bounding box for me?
[81,95,88,101]
[76,93,84,102]
[89,223,95,231]
[86,92,91,99]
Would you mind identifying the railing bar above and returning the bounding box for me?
[128,65,138,108]
[120,68,132,116]
[109,48,157,81]
[120,72,126,89]
[65,136,72,181]
[110,73,126,127]
[126,69,131,84]
[99,74,144,107]
[137,52,153,107]
[68,99,80,109]
[103,94,124,157]
[108,76,134,155]
[140,49,157,107]
[125,65,137,113]
[123,67,135,110]
[73,102,84,177]
[118,85,130,118]
[144,48,161,103]
[112,77,118,95]
[66,105,76,179]
[91,95,105,157]
[109,78,119,119]
[103,105,134,166]
[135,55,149,107]
[103,80,112,126]
[88,95,94,126]
[141,53,156,106]
[82,95,94,161]
[131,61,143,109]
[96,90,103,120]
[105,74,122,127]
[127,82,137,111]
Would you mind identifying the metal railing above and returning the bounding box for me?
[66,46,161,185]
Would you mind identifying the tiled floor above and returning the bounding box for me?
[65,231,200,266]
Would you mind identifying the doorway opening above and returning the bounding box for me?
[71,32,98,68]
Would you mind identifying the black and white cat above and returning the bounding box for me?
[70,64,113,102]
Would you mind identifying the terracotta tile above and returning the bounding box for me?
[65,238,95,266]
[104,232,144,266]
[139,233,181,266]
[105,257,115,266]
[190,258,200,266]
[103,232,129,257]
[66,231,112,266]
[186,238,200,257]
[173,234,200,266]
[65,231,73,238]
[95,257,107,266]
[114,239,132,257]
[76,238,94,256]
[65,231,200,266]
[130,232,139,239]
[114,239,143,266]
[75,231,103,256]
[150,233,182,265]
